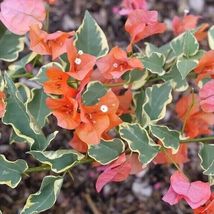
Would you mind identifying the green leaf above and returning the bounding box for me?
[145,43,173,61]
[21,176,63,214]
[3,73,49,151]
[133,90,148,126]
[8,52,37,75]
[28,150,84,173]
[199,144,214,175]
[16,83,32,103]
[208,25,214,50]
[150,125,180,153]
[141,52,165,76]
[27,88,50,128]
[171,32,199,57]
[161,65,188,92]
[143,82,172,122]
[0,29,24,62]
[82,81,107,106]
[122,69,148,90]
[0,154,28,188]
[88,139,125,165]
[177,57,198,79]
[75,11,109,58]
[119,123,160,164]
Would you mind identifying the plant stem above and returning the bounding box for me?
[181,136,214,144]
[25,165,51,173]
[24,157,93,174]
[12,73,33,79]
[104,82,125,87]
[45,4,50,32]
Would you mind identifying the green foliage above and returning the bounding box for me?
[199,144,214,175]
[27,88,50,128]
[28,150,84,173]
[150,125,180,153]
[122,69,148,90]
[88,139,125,165]
[21,176,63,214]
[82,81,107,106]
[171,31,199,57]
[0,26,24,62]
[2,73,52,151]
[119,123,160,164]
[75,11,109,58]
[161,65,188,92]
[8,52,37,75]
[143,82,172,122]
[0,154,28,188]
[176,57,198,79]
[141,52,165,76]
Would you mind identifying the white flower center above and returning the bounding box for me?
[113,63,118,68]
[100,105,108,113]
[78,50,83,55]
[75,58,81,65]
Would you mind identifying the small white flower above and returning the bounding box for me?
[100,105,108,113]
[113,63,118,68]
[75,58,81,65]
[78,50,83,55]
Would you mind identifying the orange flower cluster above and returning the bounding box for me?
[43,40,144,149]
[172,15,209,42]
[176,94,214,138]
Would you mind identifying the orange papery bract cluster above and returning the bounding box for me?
[125,9,166,51]
[172,15,209,42]
[29,25,74,60]
[176,94,214,138]
[194,50,214,82]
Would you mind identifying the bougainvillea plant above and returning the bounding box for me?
[0,0,214,213]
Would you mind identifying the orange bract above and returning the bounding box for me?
[45,0,57,4]
[46,96,80,130]
[154,143,188,165]
[172,15,208,42]
[172,15,199,36]
[69,133,88,153]
[96,47,143,79]
[125,9,166,51]
[29,25,74,60]
[194,51,214,82]
[66,40,96,81]
[194,23,209,42]
[43,66,76,96]
[176,94,214,138]
[0,92,6,118]
[75,90,122,145]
